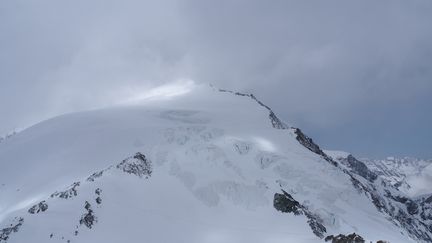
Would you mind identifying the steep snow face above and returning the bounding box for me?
[0,85,417,243]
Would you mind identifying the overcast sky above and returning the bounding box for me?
[1,0,431,158]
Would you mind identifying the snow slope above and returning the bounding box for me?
[0,84,425,243]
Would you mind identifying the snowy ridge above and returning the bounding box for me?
[216,88,289,130]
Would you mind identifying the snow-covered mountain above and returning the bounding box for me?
[327,151,432,242]
[361,157,432,197]
[0,84,430,243]
[325,152,432,196]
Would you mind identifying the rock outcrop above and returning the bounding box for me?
[324,233,365,243]
[0,218,23,242]
[116,152,152,178]
[28,201,48,214]
[274,190,327,238]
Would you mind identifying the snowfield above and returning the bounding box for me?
[0,85,427,242]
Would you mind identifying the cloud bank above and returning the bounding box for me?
[1,0,431,157]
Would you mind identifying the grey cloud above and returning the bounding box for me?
[1,0,431,157]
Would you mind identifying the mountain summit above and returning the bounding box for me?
[0,85,430,243]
